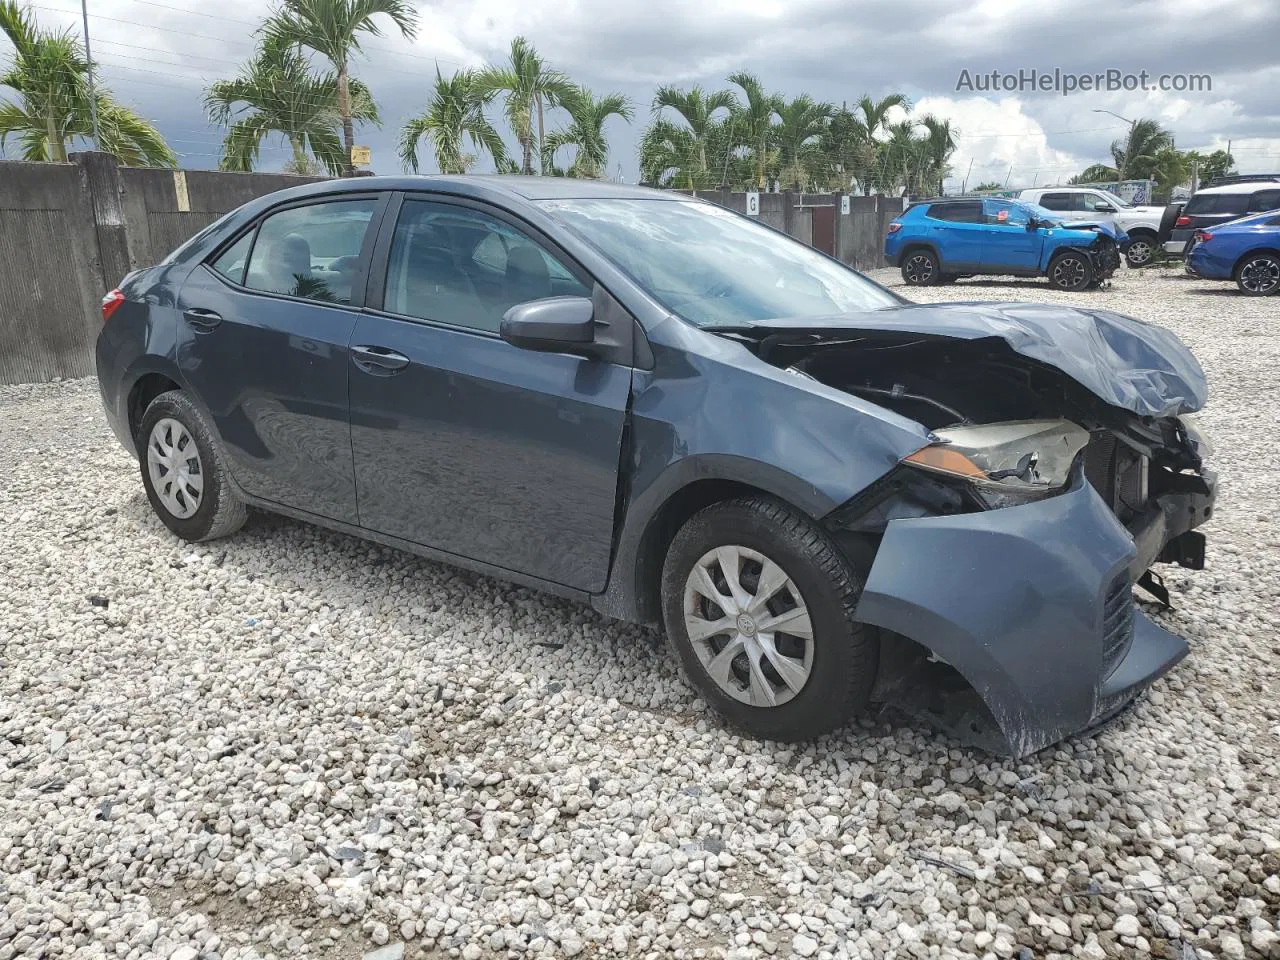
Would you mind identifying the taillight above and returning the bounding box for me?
[101,289,125,324]
[887,222,903,233]
[1194,230,1213,243]
[1175,215,1191,227]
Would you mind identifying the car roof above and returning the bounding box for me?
[1191,179,1280,195]
[267,175,678,203]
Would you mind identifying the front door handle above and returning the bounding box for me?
[183,308,223,331]
[352,344,410,373]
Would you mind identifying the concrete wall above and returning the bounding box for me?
[0,164,907,385]
[676,188,904,270]
[0,154,321,385]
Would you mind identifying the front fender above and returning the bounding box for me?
[592,320,931,623]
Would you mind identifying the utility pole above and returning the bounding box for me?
[1092,109,1135,178]
[80,0,101,149]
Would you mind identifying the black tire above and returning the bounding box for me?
[1124,231,1157,268]
[935,274,958,285]
[1157,203,1183,245]
[1235,252,1280,296]
[1048,250,1094,291]
[137,390,247,542]
[900,248,939,286]
[660,497,877,742]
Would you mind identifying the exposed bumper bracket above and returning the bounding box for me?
[1137,569,1171,608]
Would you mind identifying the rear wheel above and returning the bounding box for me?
[660,497,877,742]
[138,390,247,542]
[1048,250,1094,291]
[1124,233,1157,268]
[901,249,939,286]
[1236,253,1280,296]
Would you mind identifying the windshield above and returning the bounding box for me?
[539,198,901,327]
[1100,190,1131,209]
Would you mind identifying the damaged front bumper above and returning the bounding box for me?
[853,465,1213,758]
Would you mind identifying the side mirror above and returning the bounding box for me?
[1027,217,1041,231]
[1094,202,1116,213]
[500,296,595,354]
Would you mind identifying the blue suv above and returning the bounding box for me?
[885,197,1129,291]
[1185,209,1280,296]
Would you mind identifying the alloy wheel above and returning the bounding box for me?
[1052,257,1087,288]
[146,418,204,519]
[903,254,934,284]
[682,545,814,707]
[1240,257,1280,295]
[1126,240,1153,267]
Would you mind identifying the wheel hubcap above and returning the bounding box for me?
[904,255,932,283]
[1128,241,1152,265]
[147,418,203,519]
[1241,258,1280,294]
[682,545,814,708]
[1053,258,1086,287]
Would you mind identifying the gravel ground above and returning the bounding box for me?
[2,265,1279,960]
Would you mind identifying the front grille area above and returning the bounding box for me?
[1102,571,1135,675]
[1083,433,1148,522]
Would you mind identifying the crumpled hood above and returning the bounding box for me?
[1061,219,1126,241]
[733,301,1207,418]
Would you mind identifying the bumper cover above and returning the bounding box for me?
[855,469,1192,758]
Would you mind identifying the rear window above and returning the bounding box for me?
[1183,193,1250,215]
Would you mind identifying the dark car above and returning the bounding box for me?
[97,177,1217,758]
[884,197,1128,291]
[1160,178,1280,256]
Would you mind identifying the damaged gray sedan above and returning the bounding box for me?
[96,177,1215,758]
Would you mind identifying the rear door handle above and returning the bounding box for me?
[183,308,222,331]
[352,344,410,373]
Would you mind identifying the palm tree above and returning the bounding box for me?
[1070,164,1120,184]
[773,94,833,190]
[264,0,418,175]
[727,71,780,189]
[398,67,508,174]
[818,104,873,191]
[855,92,910,194]
[918,114,956,195]
[1108,117,1174,180]
[476,36,574,176]
[0,1,174,165]
[206,37,376,176]
[542,84,631,179]
[639,84,736,188]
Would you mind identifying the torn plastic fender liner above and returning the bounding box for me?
[854,469,1188,758]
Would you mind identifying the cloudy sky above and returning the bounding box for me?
[7,0,1280,188]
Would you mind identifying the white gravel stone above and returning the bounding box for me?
[1,268,1278,959]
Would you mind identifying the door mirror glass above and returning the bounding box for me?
[501,296,595,353]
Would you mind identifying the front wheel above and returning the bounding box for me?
[901,249,939,286]
[138,390,247,542]
[1048,250,1094,291]
[660,498,877,742]
[1236,253,1280,296]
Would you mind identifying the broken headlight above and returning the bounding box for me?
[901,419,1091,509]
[1178,413,1213,461]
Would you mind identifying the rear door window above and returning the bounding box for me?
[1038,193,1073,211]
[241,199,378,303]
[1183,193,1250,216]
[927,201,983,223]
[210,231,254,285]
